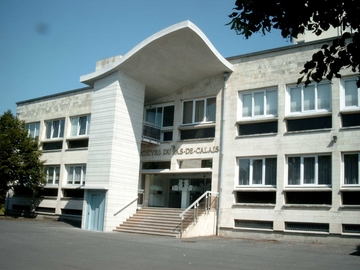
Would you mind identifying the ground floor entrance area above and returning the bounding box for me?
[142,173,212,209]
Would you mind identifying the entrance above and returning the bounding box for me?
[148,174,211,209]
[86,191,105,231]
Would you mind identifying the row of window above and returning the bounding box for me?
[26,78,359,143]
[240,78,359,119]
[234,220,360,234]
[238,153,360,187]
[26,115,91,139]
[45,165,86,185]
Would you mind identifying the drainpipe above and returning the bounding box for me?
[217,72,230,236]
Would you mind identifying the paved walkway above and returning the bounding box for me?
[0,217,359,270]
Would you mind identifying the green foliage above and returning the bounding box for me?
[0,110,45,201]
[228,0,360,86]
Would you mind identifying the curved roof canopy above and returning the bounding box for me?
[80,21,233,103]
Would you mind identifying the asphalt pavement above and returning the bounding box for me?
[0,217,359,270]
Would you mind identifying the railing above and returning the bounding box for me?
[113,197,138,216]
[179,191,219,238]
[142,122,161,142]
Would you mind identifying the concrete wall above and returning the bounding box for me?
[219,41,360,238]
[84,71,145,231]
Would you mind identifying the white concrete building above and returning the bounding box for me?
[11,21,360,242]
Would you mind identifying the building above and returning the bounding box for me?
[10,21,360,242]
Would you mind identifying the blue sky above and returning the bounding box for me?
[0,0,290,115]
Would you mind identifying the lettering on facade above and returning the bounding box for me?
[141,145,220,156]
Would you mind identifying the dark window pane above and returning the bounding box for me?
[265,158,277,185]
[180,127,215,140]
[43,141,63,150]
[304,157,315,184]
[342,191,360,205]
[286,191,331,204]
[344,154,359,185]
[287,116,331,132]
[235,191,276,204]
[239,159,250,185]
[163,131,173,141]
[239,121,277,136]
[142,162,171,170]
[288,157,300,185]
[68,139,88,148]
[318,156,331,185]
[163,106,174,127]
[342,113,360,127]
[252,159,262,184]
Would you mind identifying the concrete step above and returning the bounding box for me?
[113,207,196,237]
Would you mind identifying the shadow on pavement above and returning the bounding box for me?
[349,245,360,256]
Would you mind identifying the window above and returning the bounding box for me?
[238,121,277,135]
[287,155,331,185]
[240,89,277,118]
[235,191,276,204]
[70,115,90,136]
[238,157,276,186]
[343,153,360,185]
[182,97,216,125]
[143,105,174,142]
[180,127,215,140]
[179,159,212,169]
[342,78,359,108]
[45,166,60,185]
[288,83,331,113]
[67,165,86,185]
[26,122,40,138]
[46,119,65,139]
[287,115,332,132]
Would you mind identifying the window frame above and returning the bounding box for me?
[343,153,360,186]
[25,122,40,139]
[66,165,86,185]
[237,157,277,187]
[182,97,216,125]
[287,155,332,186]
[341,77,360,110]
[70,115,91,137]
[45,166,60,185]
[144,104,174,142]
[287,83,331,115]
[45,119,65,139]
[239,88,278,119]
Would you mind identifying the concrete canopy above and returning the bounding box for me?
[80,21,233,103]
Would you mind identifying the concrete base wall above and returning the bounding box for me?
[220,227,360,246]
[182,210,217,238]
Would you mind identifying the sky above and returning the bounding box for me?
[0,0,290,115]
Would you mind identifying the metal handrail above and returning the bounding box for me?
[179,191,219,238]
[179,191,218,219]
[113,197,138,216]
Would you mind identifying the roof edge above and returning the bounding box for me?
[80,20,232,85]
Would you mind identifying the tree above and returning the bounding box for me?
[228,0,360,86]
[0,110,45,203]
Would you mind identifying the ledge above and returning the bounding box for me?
[340,187,360,191]
[282,204,331,209]
[233,203,275,208]
[234,188,277,192]
[338,205,360,210]
[236,132,277,139]
[284,111,332,120]
[236,117,278,125]
[284,128,332,135]
[178,123,216,130]
[284,187,332,191]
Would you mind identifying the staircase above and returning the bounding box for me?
[113,207,195,237]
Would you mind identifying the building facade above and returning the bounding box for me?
[11,21,360,241]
